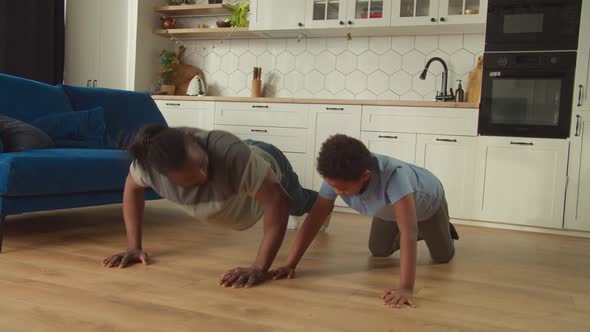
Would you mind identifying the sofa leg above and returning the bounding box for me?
[0,215,5,255]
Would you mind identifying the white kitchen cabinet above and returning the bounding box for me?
[154,100,215,130]
[250,0,307,31]
[362,106,479,136]
[306,0,391,29]
[391,0,486,26]
[415,134,477,220]
[565,113,590,231]
[361,132,417,164]
[64,0,101,88]
[65,0,129,89]
[574,0,590,111]
[215,102,309,128]
[473,137,569,229]
[65,0,171,91]
[284,152,308,186]
[215,125,308,154]
[311,104,362,207]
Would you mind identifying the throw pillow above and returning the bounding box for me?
[32,107,107,149]
[0,115,55,152]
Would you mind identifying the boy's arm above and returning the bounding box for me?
[220,171,289,288]
[382,193,418,308]
[272,196,335,279]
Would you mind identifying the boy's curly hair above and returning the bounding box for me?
[316,134,373,181]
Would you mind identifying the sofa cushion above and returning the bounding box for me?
[32,107,107,149]
[0,149,132,196]
[60,85,167,149]
[0,74,75,123]
[0,115,55,152]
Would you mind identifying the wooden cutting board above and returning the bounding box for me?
[172,46,204,95]
[466,55,483,104]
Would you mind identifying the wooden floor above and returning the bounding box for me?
[1,201,589,332]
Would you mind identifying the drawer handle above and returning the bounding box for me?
[379,135,398,139]
[165,103,181,106]
[578,85,584,107]
[326,107,344,111]
[510,141,534,146]
[252,105,269,109]
[436,138,458,143]
[251,129,268,133]
[575,115,581,137]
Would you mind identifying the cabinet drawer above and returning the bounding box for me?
[215,125,308,154]
[155,100,213,111]
[155,100,215,130]
[362,106,479,136]
[361,131,417,164]
[215,102,309,128]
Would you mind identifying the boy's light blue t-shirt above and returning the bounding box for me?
[319,153,444,222]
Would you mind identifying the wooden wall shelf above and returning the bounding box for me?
[154,28,259,40]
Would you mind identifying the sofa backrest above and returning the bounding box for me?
[60,85,167,149]
[0,74,75,123]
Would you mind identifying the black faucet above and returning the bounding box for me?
[420,57,455,102]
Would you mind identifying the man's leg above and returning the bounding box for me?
[418,198,455,264]
[368,217,400,257]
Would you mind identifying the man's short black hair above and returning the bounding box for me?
[316,134,373,181]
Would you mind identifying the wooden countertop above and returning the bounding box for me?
[151,95,479,109]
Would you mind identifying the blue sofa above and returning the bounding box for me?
[0,74,166,253]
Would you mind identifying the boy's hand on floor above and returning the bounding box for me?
[102,249,149,268]
[270,265,296,280]
[382,288,416,309]
[219,267,270,288]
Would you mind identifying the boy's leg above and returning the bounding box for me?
[418,198,455,264]
[368,217,400,257]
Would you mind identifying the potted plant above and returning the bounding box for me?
[225,2,249,27]
[159,49,179,95]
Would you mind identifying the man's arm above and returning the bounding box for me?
[103,173,149,268]
[271,197,335,279]
[382,193,418,308]
[219,171,289,288]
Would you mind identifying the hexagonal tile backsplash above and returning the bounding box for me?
[182,34,483,101]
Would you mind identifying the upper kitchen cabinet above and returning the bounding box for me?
[305,0,390,29]
[438,0,487,25]
[249,0,307,32]
[574,0,590,111]
[347,0,392,27]
[306,0,349,29]
[392,0,486,27]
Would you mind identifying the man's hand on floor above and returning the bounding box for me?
[382,288,417,309]
[103,249,149,268]
[219,266,271,288]
[270,265,296,280]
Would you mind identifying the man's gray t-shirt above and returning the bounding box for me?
[319,153,443,222]
[129,128,281,230]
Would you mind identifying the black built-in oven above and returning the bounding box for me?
[479,52,577,139]
[486,0,582,52]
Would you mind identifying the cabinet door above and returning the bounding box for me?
[438,0,487,25]
[361,132,417,164]
[306,0,348,28]
[565,113,590,231]
[98,0,130,90]
[284,152,308,186]
[415,135,477,220]
[64,0,100,87]
[574,0,590,111]
[155,100,215,130]
[391,0,439,26]
[250,0,307,31]
[311,105,362,207]
[473,137,568,229]
[347,0,392,27]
